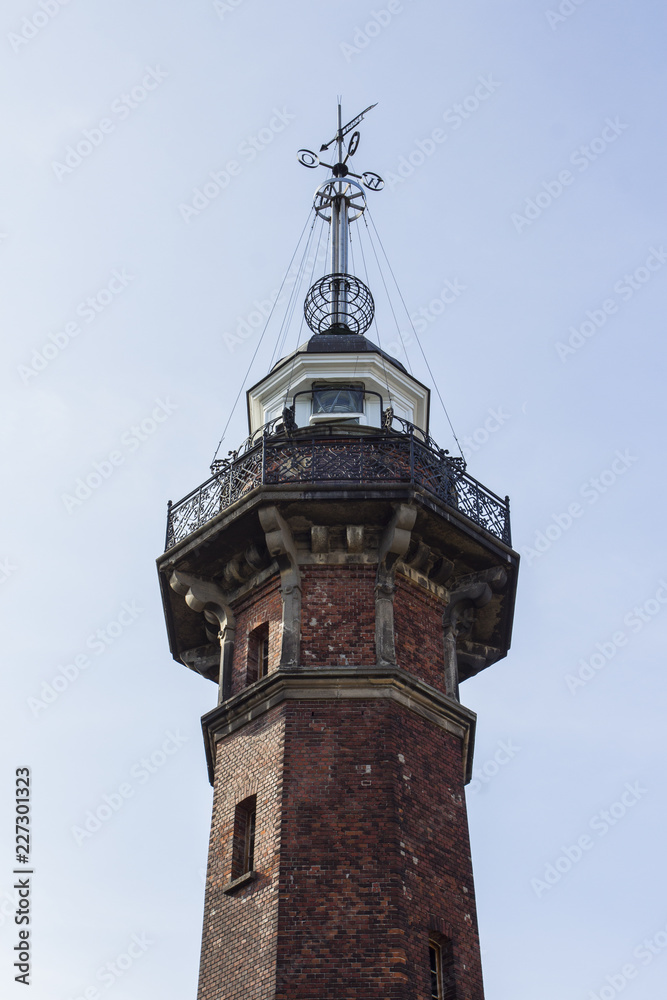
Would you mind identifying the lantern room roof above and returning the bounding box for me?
[269,332,409,376]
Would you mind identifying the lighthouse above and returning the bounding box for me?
[157,103,518,1000]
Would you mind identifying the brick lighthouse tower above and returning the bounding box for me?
[157,104,518,1000]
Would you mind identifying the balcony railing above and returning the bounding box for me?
[165,428,511,550]
[166,424,511,549]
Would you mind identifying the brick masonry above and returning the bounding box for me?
[300,565,377,667]
[196,698,483,1000]
[197,707,285,1000]
[275,699,483,1000]
[230,578,283,695]
[227,566,450,683]
[394,574,448,695]
[196,561,485,998]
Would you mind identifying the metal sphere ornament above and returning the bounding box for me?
[304,273,375,336]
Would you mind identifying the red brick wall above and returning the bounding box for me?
[198,562,485,998]
[199,699,483,999]
[228,567,448,686]
[394,574,447,694]
[300,565,376,666]
[231,577,282,695]
[274,699,484,999]
[197,707,285,1000]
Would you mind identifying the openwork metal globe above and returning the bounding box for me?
[304,273,375,336]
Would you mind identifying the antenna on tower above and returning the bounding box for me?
[297,102,384,336]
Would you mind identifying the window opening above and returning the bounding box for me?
[312,384,364,415]
[429,937,456,1000]
[232,795,257,879]
[243,806,256,872]
[247,623,270,684]
[258,635,269,680]
[429,941,442,999]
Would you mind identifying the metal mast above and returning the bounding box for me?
[330,103,348,325]
[298,102,384,336]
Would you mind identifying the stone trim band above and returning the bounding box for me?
[200,664,477,787]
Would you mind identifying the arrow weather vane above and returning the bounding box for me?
[297,101,384,191]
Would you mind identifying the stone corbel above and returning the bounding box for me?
[404,539,436,576]
[441,567,507,701]
[375,503,417,666]
[170,571,235,704]
[457,639,502,679]
[259,506,301,667]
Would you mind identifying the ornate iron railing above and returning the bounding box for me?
[165,430,511,550]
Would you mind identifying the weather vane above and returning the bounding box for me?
[297,101,384,191]
[297,102,383,337]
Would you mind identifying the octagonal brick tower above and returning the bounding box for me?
[157,104,519,1000]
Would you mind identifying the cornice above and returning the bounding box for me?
[200,664,477,786]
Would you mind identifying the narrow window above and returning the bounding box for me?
[258,634,269,680]
[247,623,269,684]
[429,937,456,1000]
[243,805,256,872]
[232,796,257,879]
[429,940,442,999]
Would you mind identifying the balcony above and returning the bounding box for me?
[165,420,511,551]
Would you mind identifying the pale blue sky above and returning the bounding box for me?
[1,1,666,998]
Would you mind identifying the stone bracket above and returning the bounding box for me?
[375,503,417,666]
[458,639,502,679]
[170,571,235,703]
[310,525,329,553]
[442,567,508,700]
[450,565,508,596]
[180,643,220,682]
[222,542,269,587]
[259,506,301,667]
[346,525,364,553]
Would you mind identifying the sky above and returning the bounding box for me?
[1,0,666,998]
